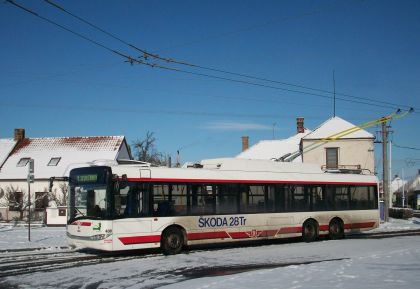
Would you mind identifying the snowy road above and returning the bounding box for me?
[0,233,419,289]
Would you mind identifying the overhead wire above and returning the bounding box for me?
[393,144,420,151]
[42,0,418,112]
[0,101,307,119]
[7,0,418,114]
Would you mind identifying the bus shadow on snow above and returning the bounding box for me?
[78,236,325,258]
[173,258,350,279]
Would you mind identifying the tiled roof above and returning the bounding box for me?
[11,136,124,153]
[0,136,129,179]
[0,139,17,168]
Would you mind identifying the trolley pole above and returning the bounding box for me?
[382,122,390,222]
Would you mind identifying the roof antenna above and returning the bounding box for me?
[333,69,336,117]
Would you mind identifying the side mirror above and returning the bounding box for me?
[120,174,128,189]
[113,174,128,194]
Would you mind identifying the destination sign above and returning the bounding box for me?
[76,174,98,183]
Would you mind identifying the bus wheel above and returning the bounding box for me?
[302,219,319,242]
[329,218,344,240]
[161,227,184,255]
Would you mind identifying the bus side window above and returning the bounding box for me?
[121,183,150,217]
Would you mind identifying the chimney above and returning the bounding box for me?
[241,136,249,152]
[14,128,25,142]
[296,117,304,134]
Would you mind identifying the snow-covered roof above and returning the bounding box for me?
[303,116,374,140]
[236,130,311,162]
[390,176,408,193]
[0,138,17,169]
[0,136,131,179]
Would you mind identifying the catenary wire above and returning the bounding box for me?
[7,0,417,114]
[393,143,420,151]
[42,0,418,111]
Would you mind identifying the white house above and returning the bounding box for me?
[0,129,132,224]
[391,171,420,209]
[237,116,375,175]
[301,116,375,174]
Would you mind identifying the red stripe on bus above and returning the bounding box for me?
[118,221,376,245]
[344,221,376,230]
[262,230,278,237]
[278,226,302,234]
[118,235,161,245]
[126,177,377,186]
[228,231,254,239]
[319,225,329,232]
[70,221,92,226]
[187,231,230,240]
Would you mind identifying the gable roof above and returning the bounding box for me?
[236,130,311,162]
[0,139,17,169]
[302,116,374,140]
[0,136,131,179]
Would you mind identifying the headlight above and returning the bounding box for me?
[89,233,112,241]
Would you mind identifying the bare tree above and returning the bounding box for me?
[49,183,68,207]
[132,131,170,166]
[0,184,27,220]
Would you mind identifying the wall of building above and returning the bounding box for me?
[302,139,375,174]
[0,180,67,222]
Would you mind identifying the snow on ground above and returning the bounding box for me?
[0,224,67,250]
[368,217,420,233]
[0,219,419,289]
[0,217,418,251]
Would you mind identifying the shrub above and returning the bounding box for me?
[389,207,413,219]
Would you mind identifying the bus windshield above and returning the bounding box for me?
[68,166,112,223]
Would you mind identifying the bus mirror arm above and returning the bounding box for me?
[119,174,129,190]
[49,176,69,192]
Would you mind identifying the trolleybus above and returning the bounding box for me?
[67,158,379,254]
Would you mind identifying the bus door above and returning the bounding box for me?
[189,184,220,238]
[113,182,153,250]
[264,185,293,236]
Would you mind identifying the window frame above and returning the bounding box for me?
[9,191,23,211]
[17,158,30,167]
[35,192,49,211]
[325,147,339,169]
[47,157,61,166]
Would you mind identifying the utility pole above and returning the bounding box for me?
[27,159,34,241]
[272,123,276,140]
[402,168,405,208]
[382,122,390,222]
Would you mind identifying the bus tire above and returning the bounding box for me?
[302,219,319,242]
[329,218,344,240]
[161,227,184,255]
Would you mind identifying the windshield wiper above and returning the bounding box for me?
[74,207,85,217]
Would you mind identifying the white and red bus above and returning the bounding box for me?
[67,158,379,254]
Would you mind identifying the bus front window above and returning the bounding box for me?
[73,185,107,218]
[68,166,112,223]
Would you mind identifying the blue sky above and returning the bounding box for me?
[1,0,419,178]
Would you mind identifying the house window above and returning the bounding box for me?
[17,158,30,167]
[35,192,49,211]
[59,208,66,216]
[48,157,61,166]
[326,148,339,169]
[9,192,23,211]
